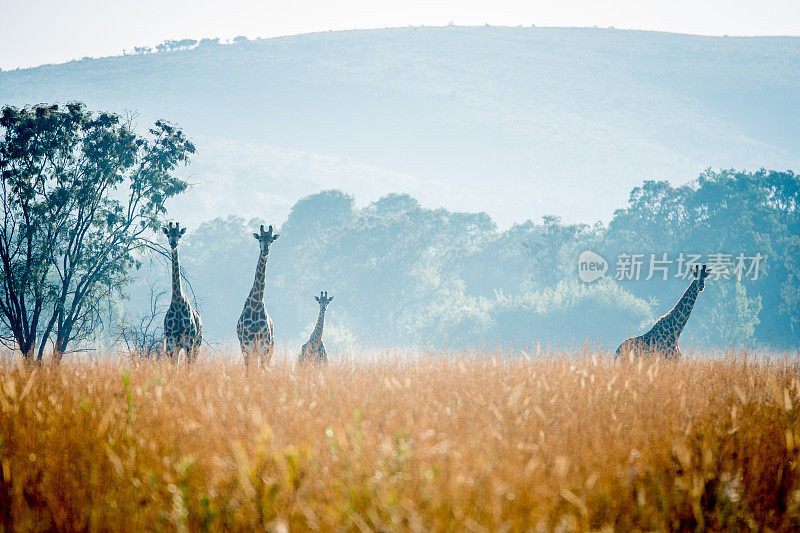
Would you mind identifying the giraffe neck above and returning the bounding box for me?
[309,307,326,343]
[170,247,184,303]
[655,280,700,339]
[248,250,269,304]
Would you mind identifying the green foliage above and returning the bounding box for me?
[142,166,800,350]
[484,279,654,348]
[606,169,800,347]
[180,215,261,327]
[687,280,762,348]
[780,237,800,337]
[126,191,648,351]
[0,102,193,359]
[523,215,601,289]
[123,168,799,352]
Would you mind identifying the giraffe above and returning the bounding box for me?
[299,291,333,365]
[237,224,279,367]
[616,264,710,360]
[162,222,203,365]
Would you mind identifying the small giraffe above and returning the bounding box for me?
[300,291,333,365]
[237,224,279,367]
[616,264,710,359]
[162,222,203,365]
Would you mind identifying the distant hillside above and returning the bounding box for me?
[2,26,799,226]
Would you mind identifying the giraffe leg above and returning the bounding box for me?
[241,344,251,369]
[164,336,179,365]
[265,343,275,368]
[251,345,262,369]
[665,345,681,360]
[187,338,200,366]
[178,342,191,366]
[252,336,270,369]
[191,314,203,365]
[184,344,193,366]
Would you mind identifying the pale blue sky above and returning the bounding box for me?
[1,0,799,70]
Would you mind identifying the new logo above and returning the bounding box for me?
[577,250,608,283]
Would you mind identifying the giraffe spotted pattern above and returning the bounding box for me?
[299,291,333,365]
[616,264,710,360]
[162,222,203,365]
[237,224,279,367]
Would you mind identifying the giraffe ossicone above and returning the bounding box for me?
[237,224,280,367]
[615,264,710,360]
[300,291,333,365]
[162,221,203,365]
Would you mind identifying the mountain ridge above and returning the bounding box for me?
[2,26,799,227]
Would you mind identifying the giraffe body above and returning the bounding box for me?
[162,223,202,365]
[300,291,333,365]
[237,300,275,366]
[238,225,279,367]
[164,297,203,362]
[616,265,710,360]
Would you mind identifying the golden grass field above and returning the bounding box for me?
[1,351,800,531]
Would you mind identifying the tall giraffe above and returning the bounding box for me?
[616,264,710,359]
[237,224,279,367]
[299,291,333,365]
[162,222,203,365]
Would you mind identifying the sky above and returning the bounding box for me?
[1,0,799,70]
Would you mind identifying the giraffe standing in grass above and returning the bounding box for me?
[163,222,203,365]
[300,291,333,365]
[237,224,279,367]
[616,264,710,360]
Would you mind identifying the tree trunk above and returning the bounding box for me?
[21,339,35,361]
[53,334,68,365]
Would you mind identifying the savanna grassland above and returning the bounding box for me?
[1,352,799,531]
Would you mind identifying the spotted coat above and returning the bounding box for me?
[300,291,333,365]
[237,225,279,367]
[616,265,710,360]
[163,223,202,365]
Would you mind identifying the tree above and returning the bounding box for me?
[523,215,597,288]
[117,279,168,359]
[780,236,800,338]
[156,39,198,53]
[197,38,220,48]
[602,170,800,347]
[0,103,194,361]
[689,280,762,349]
[484,279,653,349]
[181,215,265,336]
[280,189,355,242]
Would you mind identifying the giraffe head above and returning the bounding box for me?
[162,222,186,249]
[315,291,334,311]
[253,224,280,255]
[692,264,710,291]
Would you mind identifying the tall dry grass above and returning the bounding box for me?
[1,351,799,531]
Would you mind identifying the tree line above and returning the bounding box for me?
[142,170,794,353]
[2,103,798,359]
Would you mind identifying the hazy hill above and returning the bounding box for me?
[2,26,799,226]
